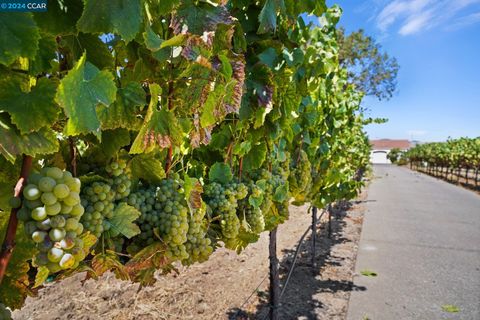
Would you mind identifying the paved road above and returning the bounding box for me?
[347,165,480,320]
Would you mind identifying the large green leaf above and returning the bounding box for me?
[99,129,131,158]
[0,13,40,65]
[34,0,83,35]
[77,0,143,42]
[63,33,114,70]
[209,162,233,184]
[98,82,146,130]
[105,203,141,238]
[0,115,59,163]
[130,153,166,184]
[243,142,267,171]
[175,2,233,35]
[0,78,59,134]
[55,53,116,137]
[30,32,57,74]
[258,0,285,34]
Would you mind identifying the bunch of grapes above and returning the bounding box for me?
[249,168,290,228]
[204,181,248,240]
[80,181,116,238]
[238,181,265,234]
[106,160,131,201]
[289,150,312,202]
[19,167,86,273]
[131,178,190,261]
[183,203,213,265]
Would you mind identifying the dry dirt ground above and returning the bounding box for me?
[13,192,367,320]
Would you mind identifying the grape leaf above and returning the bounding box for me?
[183,175,203,210]
[0,78,59,134]
[55,53,117,137]
[242,142,267,172]
[99,129,131,159]
[77,0,143,42]
[92,251,129,280]
[273,184,289,202]
[105,203,141,239]
[33,0,83,35]
[0,13,40,65]
[258,0,285,34]
[125,242,170,285]
[63,33,114,70]
[0,115,59,163]
[174,3,233,35]
[130,84,183,153]
[130,153,166,184]
[33,266,49,288]
[98,82,146,130]
[209,162,233,184]
[30,32,57,74]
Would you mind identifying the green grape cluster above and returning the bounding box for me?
[106,160,131,201]
[20,167,86,273]
[130,178,190,261]
[289,150,312,202]
[183,203,213,265]
[238,181,265,234]
[250,168,290,228]
[80,181,116,238]
[204,181,248,240]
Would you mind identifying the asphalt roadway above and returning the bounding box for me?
[347,164,480,320]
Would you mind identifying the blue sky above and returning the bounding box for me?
[325,0,480,142]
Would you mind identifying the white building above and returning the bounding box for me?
[370,139,411,164]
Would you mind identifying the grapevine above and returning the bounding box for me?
[0,0,372,312]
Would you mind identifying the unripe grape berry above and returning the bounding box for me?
[38,177,56,192]
[9,196,21,209]
[36,218,51,231]
[28,172,42,185]
[50,215,66,228]
[47,247,64,263]
[53,184,70,199]
[60,203,73,214]
[46,167,64,180]
[31,207,47,221]
[31,231,47,243]
[23,184,41,201]
[49,228,66,241]
[16,207,30,221]
[65,218,79,231]
[46,202,62,216]
[59,253,75,269]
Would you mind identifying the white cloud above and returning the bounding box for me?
[446,11,480,30]
[375,0,480,35]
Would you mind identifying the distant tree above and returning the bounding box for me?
[387,148,402,163]
[337,28,399,101]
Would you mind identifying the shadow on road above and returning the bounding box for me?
[227,202,367,320]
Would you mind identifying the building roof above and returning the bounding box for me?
[370,139,411,150]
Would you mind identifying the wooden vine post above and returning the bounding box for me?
[269,228,280,320]
[311,207,318,272]
[0,155,33,285]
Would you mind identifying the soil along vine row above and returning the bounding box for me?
[0,0,370,312]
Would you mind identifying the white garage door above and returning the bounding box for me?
[370,150,391,164]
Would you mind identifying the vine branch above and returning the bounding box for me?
[0,155,33,285]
